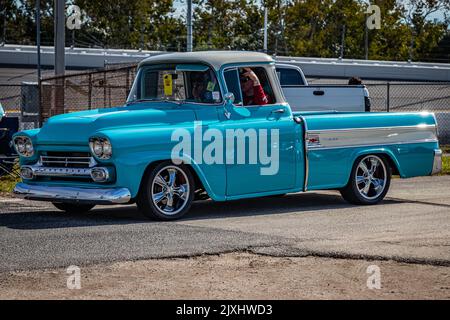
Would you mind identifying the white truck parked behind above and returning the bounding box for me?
[275,64,371,112]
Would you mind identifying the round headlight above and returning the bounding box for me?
[14,136,34,157]
[93,140,103,156]
[89,137,112,160]
[102,140,112,157]
[25,141,34,153]
[17,140,26,153]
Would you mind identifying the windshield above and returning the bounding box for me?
[127,64,222,104]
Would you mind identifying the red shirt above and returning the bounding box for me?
[243,84,270,106]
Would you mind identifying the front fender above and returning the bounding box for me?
[113,151,226,201]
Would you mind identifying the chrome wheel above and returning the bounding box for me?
[355,155,387,200]
[151,166,190,215]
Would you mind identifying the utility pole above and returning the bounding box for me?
[263,6,268,53]
[54,0,65,115]
[54,0,65,76]
[2,7,6,45]
[186,0,193,52]
[36,0,41,81]
[36,0,42,126]
[339,25,346,59]
[54,0,66,76]
[365,14,369,60]
[409,27,415,63]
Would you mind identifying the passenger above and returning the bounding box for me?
[191,73,207,102]
[348,76,362,85]
[348,76,370,101]
[240,67,270,106]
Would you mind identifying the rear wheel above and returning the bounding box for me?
[137,162,195,220]
[52,203,95,213]
[340,154,391,205]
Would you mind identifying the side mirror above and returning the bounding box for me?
[224,92,235,104]
[223,92,250,118]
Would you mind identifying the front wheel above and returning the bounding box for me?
[137,162,195,220]
[340,154,391,205]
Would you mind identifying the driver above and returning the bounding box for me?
[240,67,270,106]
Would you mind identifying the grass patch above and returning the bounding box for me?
[442,155,450,175]
[441,145,450,154]
[0,175,19,193]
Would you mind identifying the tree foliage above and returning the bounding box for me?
[0,0,448,62]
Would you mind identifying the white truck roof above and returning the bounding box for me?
[139,51,274,71]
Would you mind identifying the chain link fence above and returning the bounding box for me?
[365,82,450,143]
[1,66,449,143]
[38,64,137,123]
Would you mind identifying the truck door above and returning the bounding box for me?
[219,66,298,197]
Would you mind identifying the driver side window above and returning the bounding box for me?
[224,66,275,107]
[223,69,243,106]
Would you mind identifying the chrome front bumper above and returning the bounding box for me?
[13,182,131,205]
[431,149,443,175]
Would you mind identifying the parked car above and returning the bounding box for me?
[1,102,19,177]
[13,51,442,220]
[275,63,370,112]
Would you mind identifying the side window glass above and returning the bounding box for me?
[238,67,275,106]
[276,68,305,86]
[143,71,158,98]
[224,69,243,106]
[186,69,221,103]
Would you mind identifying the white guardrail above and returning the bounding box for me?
[0,44,449,80]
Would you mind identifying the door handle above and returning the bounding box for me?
[271,108,285,114]
[313,90,325,96]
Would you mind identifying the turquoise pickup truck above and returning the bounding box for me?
[13,51,442,220]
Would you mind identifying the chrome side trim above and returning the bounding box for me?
[431,149,442,175]
[307,139,439,151]
[307,124,436,133]
[306,125,438,150]
[13,183,131,204]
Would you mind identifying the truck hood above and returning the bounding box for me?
[36,104,197,145]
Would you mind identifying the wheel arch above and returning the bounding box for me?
[137,158,220,201]
[349,148,402,182]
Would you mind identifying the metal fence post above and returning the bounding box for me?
[88,73,92,110]
[386,82,390,112]
[103,71,107,106]
[126,68,130,98]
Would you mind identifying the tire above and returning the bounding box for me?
[340,154,391,205]
[52,202,95,213]
[137,162,195,221]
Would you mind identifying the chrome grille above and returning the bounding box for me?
[40,152,95,168]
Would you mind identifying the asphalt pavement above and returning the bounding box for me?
[1,176,449,272]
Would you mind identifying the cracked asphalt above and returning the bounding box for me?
[0,176,449,272]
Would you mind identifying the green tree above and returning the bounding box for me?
[74,0,184,50]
